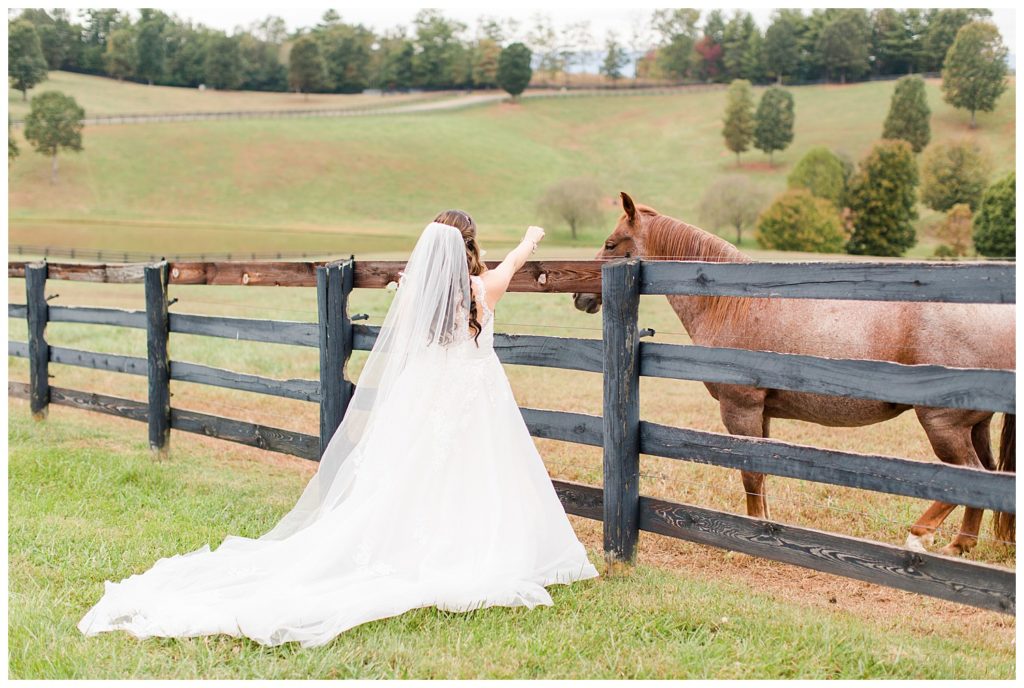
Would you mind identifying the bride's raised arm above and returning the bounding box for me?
[480,226,545,311]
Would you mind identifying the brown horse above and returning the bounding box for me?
[573,192,1015,556]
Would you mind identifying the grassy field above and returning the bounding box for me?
[8,76,1015,258]
[8,70,445,119]
[7,74,1016,677]
[7,405,1015,679]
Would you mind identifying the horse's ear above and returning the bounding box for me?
[620,191,637,225]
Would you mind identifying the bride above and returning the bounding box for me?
[78,210,600,647]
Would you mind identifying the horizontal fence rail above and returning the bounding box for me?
[640,261,1016,304]
[641,342,1015,414]
[7,256,1015,615]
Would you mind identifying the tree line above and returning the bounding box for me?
[7,8,1008,98]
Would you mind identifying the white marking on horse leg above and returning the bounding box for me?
[904,532,933,552]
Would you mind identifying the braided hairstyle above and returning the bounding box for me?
[433,209,483,344]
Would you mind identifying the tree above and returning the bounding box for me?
[136,9,167,85]
[788,147,848,208]
[763,9,802,84]
[9,20,49,100]
[651,8,700,79]
[934,203,973,257]
[600,31,628,81]
[698,175,770,245]
[882,76,931,153]
[104,27,136,82]
[412,10,467,89]
[722,11,763,82]
[9,119,19,163]
[537,177,603,240]
[318,23,373,93]
[722,79,755,164]
[756,189,845,253]
[528,13,563,81]
[288,35,327,98]
[871,9,916,76]
[922,8,992,72]
[941,22,1008,128]
[753,86,794,165]
[695,10,726,81]
[846,139,919,256]
[470,38,501,88]
[559,21,592,86]
[23,91,84,184]
[205,34,242,90]
[972,171,1015,258]
[497,42,532,100]
[816,9,871,83]
[920,140,991,212]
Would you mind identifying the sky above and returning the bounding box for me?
[35,3,1019,52]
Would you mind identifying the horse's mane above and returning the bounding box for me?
[638,205,754,341]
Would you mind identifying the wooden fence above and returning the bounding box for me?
[7,257,1016,615]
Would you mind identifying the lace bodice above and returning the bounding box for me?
[467,275,495,351]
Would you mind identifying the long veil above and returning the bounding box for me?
[260,221,472,540]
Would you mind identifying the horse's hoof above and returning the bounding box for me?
[905,532,933,552]
[939,542,972,557]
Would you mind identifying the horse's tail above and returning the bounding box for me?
[994,413,1015,543]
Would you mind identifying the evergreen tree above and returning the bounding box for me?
[972,171,1015,258]
[497,42,532,100]
[846,139,919,256]
[8,20,49,100]
[941,21,1008,128]
[722,11,761,81]
[288,35,327,98]
[23,90,84,184]
[104,27,137,82]
[763,9,802,84]
[788,147,847,208]
[816,9,871,83]
[722,79,755,164]
[871,9,915,75]
[920,139,991,212]
[753,86,794,165]
[882,76,931,153]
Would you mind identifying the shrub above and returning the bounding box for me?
[920,139,991,212]
[934,203,973,257]
[698,175,770,245]
[756,188,846,253]
[972,171,1015,257]
[787,147,847,208]
[537,177,604,240]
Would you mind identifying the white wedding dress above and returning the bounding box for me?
[78,223,599,648]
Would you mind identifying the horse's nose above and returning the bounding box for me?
[573,293,602,314]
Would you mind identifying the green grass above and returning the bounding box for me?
[8,70,443,119]
[9,77,1015,258]
[8,405,1015,679]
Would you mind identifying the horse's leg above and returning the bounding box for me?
[719,390,769,519]
[907,408,990,556]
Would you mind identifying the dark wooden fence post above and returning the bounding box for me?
[317,258,354,458]
[25,262,50,419]
[601,258,642,572]
[145,262,171,457]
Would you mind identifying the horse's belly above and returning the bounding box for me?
[765,390,910,427]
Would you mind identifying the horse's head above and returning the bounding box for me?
[573,191,649,314]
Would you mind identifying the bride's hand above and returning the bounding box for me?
[525,226,545,245]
